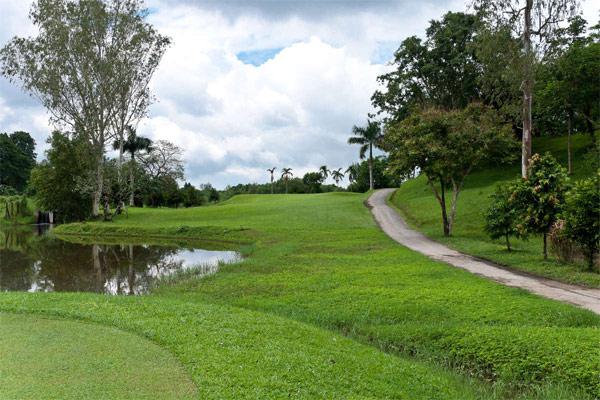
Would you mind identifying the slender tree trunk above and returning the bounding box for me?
[129,154,135,206]
[521,0,533,178]
[440,179,450,236]
[567,109,573,175]
[92,149,104,218]
[285,179,288,194]
[368,144,374,191]
[543,232,548,260]
[506,234,511,252]
[271,177,274,194]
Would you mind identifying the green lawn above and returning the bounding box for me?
[393,134,600,287]
[0,313,197,399]
[1,189,599,398]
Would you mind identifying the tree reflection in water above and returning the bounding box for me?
[0,226,240,295]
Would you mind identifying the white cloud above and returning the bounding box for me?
[2,0,596,188]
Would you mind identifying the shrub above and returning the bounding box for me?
[484,184,521,251]
[562,174,600,270]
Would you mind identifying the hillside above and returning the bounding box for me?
[392,134,599,287]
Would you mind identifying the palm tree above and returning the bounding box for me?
[319,165,330,181]
[281,168,293,194]
[267,167,277,194]
[331,168,344,186]
[113,126,152,206]
[345,163,359,184]
[348,120,382,191]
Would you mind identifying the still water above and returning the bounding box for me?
[0,225,241,295]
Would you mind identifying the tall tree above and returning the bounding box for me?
[348,120,382,191]
[473,0,579,177]
[137,139,184,181]
[113,126,152,206]
[319,165,330,181]
[383,103,517,236]
[0,132,36,191]
[331,168,344,186]
[372,12,481,122]
[267,167,277,194]
[281,168,293,194]
[1,0,169,217]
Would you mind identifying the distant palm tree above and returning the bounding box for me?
[319,165,330,181]
[281,168,293,194]
[113,126,153,206]
[348,120,382,191]
[267,167,277,194]
[345,164,359,184]
[331,168,344,186]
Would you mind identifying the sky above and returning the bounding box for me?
[0,0,597,189]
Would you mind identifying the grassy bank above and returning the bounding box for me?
[392,135,599,288]
[28,191,600,398]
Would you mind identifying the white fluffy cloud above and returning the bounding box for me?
[1,0,597,187]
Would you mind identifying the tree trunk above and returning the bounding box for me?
[440,179,450,236]
[129,154,135,206]
[285,179,288,194]
[368,144,374,191]
[543,232,548,260]
[92,150,104,218]
[506,234,511,252]
[567,109,573,175]
[521,0,533,178]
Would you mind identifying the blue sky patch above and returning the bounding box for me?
[236,48,283,66]
[372,41,398,65]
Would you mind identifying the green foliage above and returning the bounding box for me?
[0,196,30,223]
[302,172,324,193]
[562,173,600,269]
[347,157,400,193]
[384,103,517,235]
[484,184,521,250]
[372,12,480,121]
[509,153,569,258]
[394,135,599,286]
[0,131,36,192]
[31,131,93,222]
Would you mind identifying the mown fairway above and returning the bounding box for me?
[2,190,599,399]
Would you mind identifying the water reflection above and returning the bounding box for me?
[0,226,240,295]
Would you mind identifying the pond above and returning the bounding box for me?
[0,225,241,295]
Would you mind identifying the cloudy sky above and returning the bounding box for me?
[0,0,597,188]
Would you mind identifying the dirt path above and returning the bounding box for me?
[368,189,600,315]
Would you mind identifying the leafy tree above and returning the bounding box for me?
[347,157,400,193]
[383,103,517,236]
[348,120,382,191]
[0,132,36,191]
[281,168,293,194]
[1,0,169,217]
[319,165,330,181]
[30,131,94,222]
[113,127,153,206]
[473,0,579,178]
[303,172,324,193]
[372,12,481,122]
[562,173,599,269]
[509,153,569,259]
[138,140,184,182]
[267,167,277,194]
[331,168,344,186]
[345,164,359,184]
[180,183,205,207]
[485,184,522,251]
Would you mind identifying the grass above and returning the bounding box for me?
[392,134,600,288]
[0,313,197,399]
[1,185,599,398]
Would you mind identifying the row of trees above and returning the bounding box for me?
[360,7,598,237]
[1,0,170,218]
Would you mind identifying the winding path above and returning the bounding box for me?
[368,189,600,315]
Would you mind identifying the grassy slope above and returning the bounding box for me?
[393,135,600,287]
[0,313,197,399]
[34,191,600,398]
